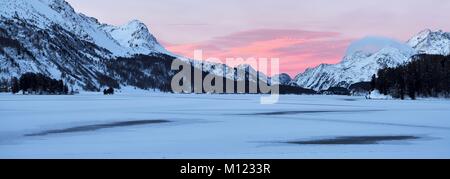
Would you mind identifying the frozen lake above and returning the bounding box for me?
[1,93,449,159]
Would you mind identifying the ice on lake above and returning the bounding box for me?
[1,93,449,159]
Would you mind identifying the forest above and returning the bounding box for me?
[372,54,450,99]
[1,72,70,95]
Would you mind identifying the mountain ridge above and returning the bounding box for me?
[291,30,450,91]
[2,0,449,93]
[0,0,250,91]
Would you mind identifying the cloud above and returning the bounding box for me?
[345,36,413,55]
[165,29,352,76]
[164,23,211,26]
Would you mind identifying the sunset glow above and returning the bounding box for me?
[67,0,450,76]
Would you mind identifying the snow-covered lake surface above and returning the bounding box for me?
[1,93,449,159]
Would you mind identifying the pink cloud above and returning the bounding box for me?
[165,29,352,76]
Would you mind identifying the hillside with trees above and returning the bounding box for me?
[372,54,450,99]
[6,72,71,95]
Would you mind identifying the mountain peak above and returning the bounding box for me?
[1,0,166,56]
[127,19,147,27]
[46,0,74,13]
[419,28,432,35]
[271,73,292,85]
[103,19,165,55]
[1,0,74,17]
[407,29,450,55]
[292,30,437,91]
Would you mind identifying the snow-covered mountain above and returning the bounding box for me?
[3,0,448,93]
[0,0,173,90]
[271,73,292,85]
[292,30,450,91]
[407,29,450,55]
[0,0,165,56]
[0,0,256,91]
[102,20,167,55]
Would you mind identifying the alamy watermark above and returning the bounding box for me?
[171,50,280,104]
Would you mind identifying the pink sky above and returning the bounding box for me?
[67,0,450,76]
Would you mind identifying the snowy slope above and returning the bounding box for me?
[102,20,167,55]
[0,0,235,91]
[4,0,448,92]
[271,73,292,85]
[407,29,450,55]
[292,30,450,91]
[0,0,165,56]
[0,0,269,91]
[0,0,172,91]
[293,46,413,90]
[175,54,270,82]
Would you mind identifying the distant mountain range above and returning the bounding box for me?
[0,0,257,92]
[291,30,450,91]
[1,0,449,92]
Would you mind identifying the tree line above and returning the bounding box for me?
[371,54,450,99]
[6,72,70,95]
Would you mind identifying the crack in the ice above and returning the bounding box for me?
[286,136,420,145]
[281,116,450,131]
[25,120,171,137]
[241,110,385,116]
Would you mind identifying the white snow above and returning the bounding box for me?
[0,0,166,57]
[293,43,414,91]
[1,93,449,159]
[102,20,167,55]
[367,90,393,100]
[407,29,450,55]
[293,30,450,91]
[271,73,292,85]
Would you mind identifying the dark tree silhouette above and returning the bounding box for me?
[370,74,377,91]
[103,87,114,95]
[11,77,20,94]
[16,72,70,95]
[372,54,450,99]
